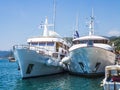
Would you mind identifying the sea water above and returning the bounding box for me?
[0,59,103,90]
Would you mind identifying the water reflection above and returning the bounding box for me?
[14,74,104,90]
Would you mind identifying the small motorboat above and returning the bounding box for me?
[102,65,120,90]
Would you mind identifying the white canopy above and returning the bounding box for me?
[106,65,120,70]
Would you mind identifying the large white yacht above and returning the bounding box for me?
[13,17,70,78]
[62,13,115,76]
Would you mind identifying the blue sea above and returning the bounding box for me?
[0,59,104,90]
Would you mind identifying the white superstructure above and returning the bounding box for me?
[13,17,70,78]
[61,12,115,76]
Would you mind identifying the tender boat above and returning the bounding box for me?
[102,65,120,90]
[8,56,15,62]
[13,17,70,78]
[61,12,116,76]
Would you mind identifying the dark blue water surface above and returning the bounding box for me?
[0,59,104,90]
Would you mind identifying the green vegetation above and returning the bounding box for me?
[63,37,73,45]
[109,36,120,52]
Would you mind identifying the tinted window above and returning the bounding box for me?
[31,42,38,45]
[39,42,45,46]
[87,40,93,46]
[47,42,54,46]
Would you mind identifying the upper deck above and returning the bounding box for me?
[73,35,109,45]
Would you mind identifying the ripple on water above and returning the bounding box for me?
[0,59,103,90]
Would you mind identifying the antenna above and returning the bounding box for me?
[53,0,56,31]
[43,17,49,36]
[89,8,94,35]
[75,13,79,32]
[42,17,54,37]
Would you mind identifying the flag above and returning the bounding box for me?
[74,30,79,39]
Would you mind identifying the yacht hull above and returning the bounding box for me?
[14,48,64,78]
[103,81,120,90]
[68,47,115,76]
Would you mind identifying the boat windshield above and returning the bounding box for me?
[106,69,120,78]
[110,70,120,76]
[106,69,120,82]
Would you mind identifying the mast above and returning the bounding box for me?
[41,0,56,36]
[89,8,94,36]
[43,17,49,36]
[43,17,54,37]
[53,0,56,31]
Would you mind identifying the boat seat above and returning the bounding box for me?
[112,76,120,82]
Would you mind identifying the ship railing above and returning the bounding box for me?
[13,45,29,50]
[13,45,54,56]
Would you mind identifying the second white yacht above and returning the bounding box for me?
[62,13,115,76]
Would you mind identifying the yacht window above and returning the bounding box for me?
[39,42,46,46]
[93,40,108,44]
[94,40,98,43]
[65,45,69,50]
[47,42,54,46]
[73,40,80,44]
[79,40,88,44]
[87,40,93,46]
[31,42,38,46]
[110,70,120,76]
[52,53,58,58]
[104,40,108,44]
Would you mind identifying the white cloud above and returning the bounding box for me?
[108,29,120,36]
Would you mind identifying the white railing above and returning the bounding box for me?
[13,45,53,56]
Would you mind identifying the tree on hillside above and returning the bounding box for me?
[110,36,120,51]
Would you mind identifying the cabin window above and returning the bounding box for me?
[39,42,46,46]
[65,45,69,50]
[52,53,58,58]
[93,40,108,44]
[110,70,120,76]
[79,40,88,44]
[47,42,54,46]
[73,40,80,44]
[104,40,108,44]
[87,40,93,46]
[31,42,38,46]
[94,40,98,43]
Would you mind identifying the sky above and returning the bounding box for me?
[0,0,120,50]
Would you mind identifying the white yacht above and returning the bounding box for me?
[102,65,120,90]
[13,17,70,78]
[62,13,115,76]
